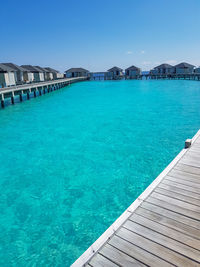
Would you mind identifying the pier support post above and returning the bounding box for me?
[11,91,15,105]
[1,94,5,108]
[43,86,46,94]
[34,90,37,97]
[19,92,23,102]
[27,89,30,100]
[39,89,42,96]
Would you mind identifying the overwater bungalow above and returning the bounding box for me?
[43,68,53,80]
[151,63,173,75]
[21,65,44,82]
[65,68,89,78]
[34,66,48,80]
[174,62,195,74]
[106,66,123,80]
[0,63,16,88]
[44,67,60,80]
[125,65,141,79]
[2,63,26,84]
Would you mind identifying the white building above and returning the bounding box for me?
[21,65,44,82]
[2,63,26,84]
[0,63,16,88]
[43,68,53,80]
[45,67,61,80]
[34,66,48,81]
[65,68,89,78]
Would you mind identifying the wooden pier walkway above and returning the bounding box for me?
[72,131,200,267]
[0,77,87,108]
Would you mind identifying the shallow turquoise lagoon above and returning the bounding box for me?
[0,80,200,266]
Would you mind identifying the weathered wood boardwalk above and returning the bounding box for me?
[72,130,200,267]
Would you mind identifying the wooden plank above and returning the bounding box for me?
[100,243,145,267]
[123,221,199,266]
[89,253,119,267]
[150,192,200,214]
[175,162,200,176]
[182,153,200,163]
[189,147,200,154]
[135,206,200,240]
[129,213,200,250]
[108,234,172,267]
[155,187,200,206]
[146,196,200,221]
[187,150,200,158]
[165,175,200,189]
[162,178,200,194]
[168,169,200,184]
[181,157,200,168]
[116,227,195,267]
[158,182,200,200]
[141,201,200,229]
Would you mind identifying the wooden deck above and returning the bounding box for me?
[72,131,200,267]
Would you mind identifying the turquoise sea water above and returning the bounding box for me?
[0,80,200,266]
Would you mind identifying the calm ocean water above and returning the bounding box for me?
[0,80,200,266]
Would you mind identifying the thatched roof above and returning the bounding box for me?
[34,66,47,73]
[125,65,140,71]
[2,63,26,72]
[174,62,195,68]
[107,66,123,72]
[65,68,89,73]
[0,63,15,72]
[154,63,173,69]
[21,65,43,73]
[45,67,59,73]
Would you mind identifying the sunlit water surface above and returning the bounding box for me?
[0,80,200,266]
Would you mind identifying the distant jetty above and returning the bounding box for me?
[1,62,200,89]
[0,77,87,108]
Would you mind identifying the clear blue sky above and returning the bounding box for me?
[1,0,200,72]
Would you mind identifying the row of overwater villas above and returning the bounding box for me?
[65,66,141,80]
[0,63,64,88]
[65,63,200,80]
[150,62,200,75]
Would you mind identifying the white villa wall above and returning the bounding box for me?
[7,72,16,86]
[49,73,53,80]
[39,72,45,81]
[0,72,16,87]
[57,73,64,79]
[28,73,34,82]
